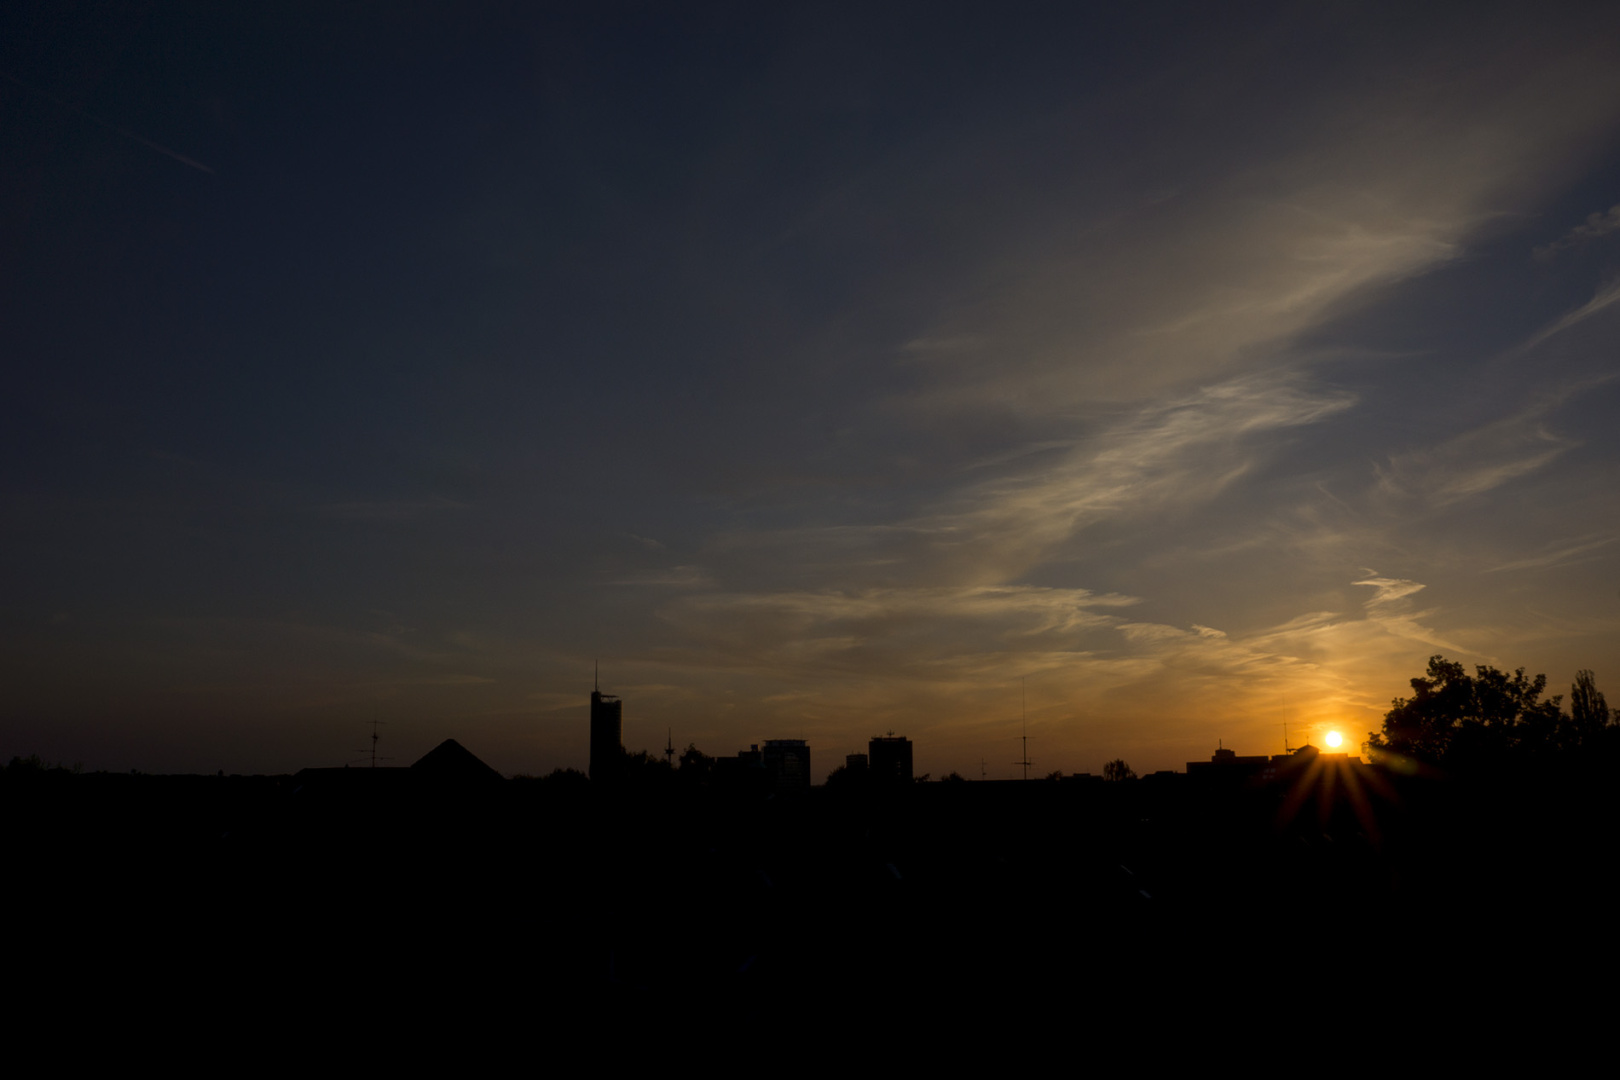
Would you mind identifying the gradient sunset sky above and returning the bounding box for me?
[5,2,1620,778]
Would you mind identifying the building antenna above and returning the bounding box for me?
[1013,676,1032,781]
[1282,720,1291,754]
[664,726,676,766]
[352,708,389,769]
[594,658,599,694]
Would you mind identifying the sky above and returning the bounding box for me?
[4,2,1620,779]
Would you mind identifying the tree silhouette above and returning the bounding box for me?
[4,754,81,775]
[1103,759,1136,782]
[541,766,588,788]
[1366,655,1605,766]
[1368,656,1474,764]
[822,764,861,790]
[1570,669,1612,748]
[677,743,714,785]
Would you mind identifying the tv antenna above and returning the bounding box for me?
[664,727,676,766]
[352,712,390,769]
[1013,677,1032,781]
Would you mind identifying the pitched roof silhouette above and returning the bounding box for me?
[410,738,504,784]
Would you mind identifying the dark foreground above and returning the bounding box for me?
[7,760,1618,1055]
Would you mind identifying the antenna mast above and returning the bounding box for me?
[352,710,388,769]
[1012,676,1032,781]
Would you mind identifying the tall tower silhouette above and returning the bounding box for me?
[869,735,913,786]
[589,663,622,782]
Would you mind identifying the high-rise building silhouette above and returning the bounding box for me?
[761,739,811,794]
[869,735,913,785]
[590,669,622,782]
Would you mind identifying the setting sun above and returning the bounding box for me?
[1325,731,1344,748]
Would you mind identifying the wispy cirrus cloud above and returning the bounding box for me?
[1354,575,1427,607]
[1534,202,1620,259]
[1486,535,1617,573]
[1521,278,1620,351]
[611,566,715,588]
[659,583,1139,668]
[694,373,1355,589]
[897,196,1472,417]
[1353,573,1469,655]
[928,374,1356,579]
[1374,404,1573,507]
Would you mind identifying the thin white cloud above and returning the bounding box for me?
[668,584,1139,634]
[1487,535,1617,573]
[649,584,1142,685]
[700,374,1354,595]
[610,566,715,588]
[1436,450,1567,501]
[935,373,1355,576]
[1353,575,1426,606]
[707,523,944,553]
[899,194,1471,416]
[1117,622,1190,644]
[1352,574,1469,655]
[1522,278,1620,351]
[1534,202,1620,259]
[961,440,1075,471]
[1375,404,1573,507]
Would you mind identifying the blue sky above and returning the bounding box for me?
[4,2,1619,776]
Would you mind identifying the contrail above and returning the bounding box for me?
[2,70,214,174]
